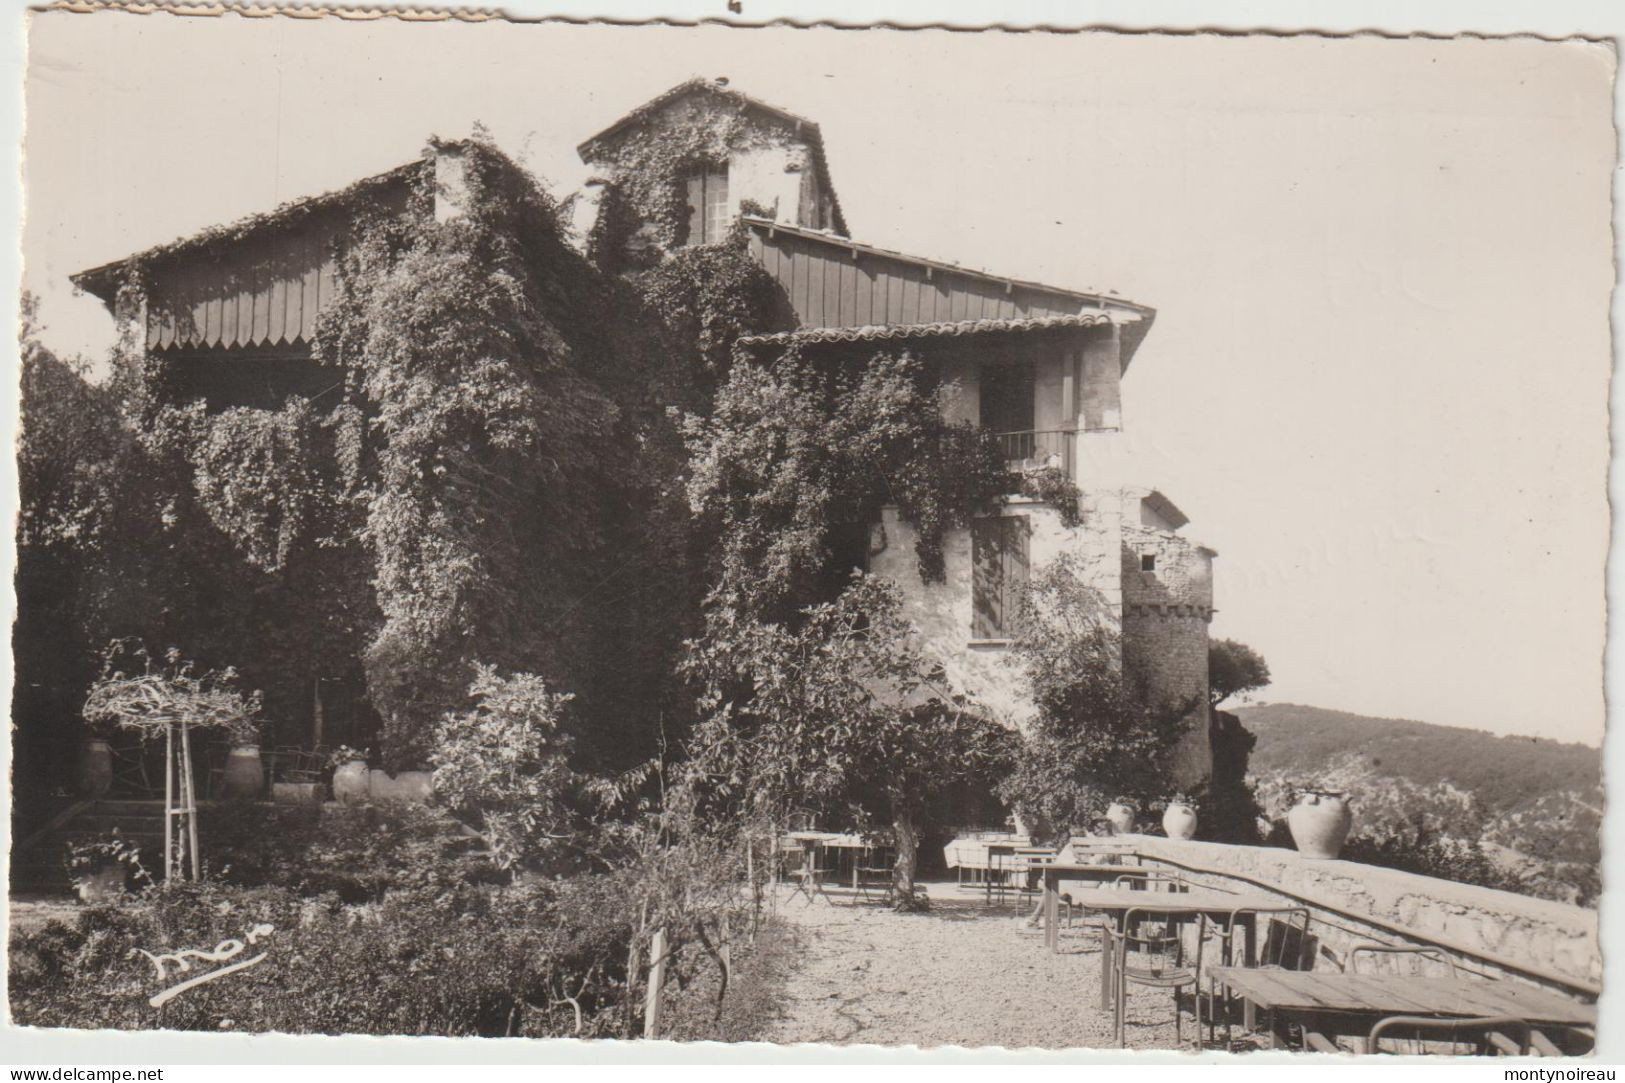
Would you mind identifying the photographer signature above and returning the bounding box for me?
[134,923,274,1007]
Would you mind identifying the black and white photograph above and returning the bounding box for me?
[4,3,1616,1063]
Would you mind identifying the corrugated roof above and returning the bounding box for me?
[736,312,1126,349]
[577,78,848,237]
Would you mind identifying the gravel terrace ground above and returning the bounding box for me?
[761,880,1202,1051]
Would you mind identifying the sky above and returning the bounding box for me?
[19,15,1616,746]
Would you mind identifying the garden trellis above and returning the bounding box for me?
[82,645,261,882]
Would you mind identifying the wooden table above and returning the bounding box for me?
[1045,883,1282,1010]
[1208,967,1597,1054]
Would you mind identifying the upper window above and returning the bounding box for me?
[684,165,730,246]
[972,515,1030,640]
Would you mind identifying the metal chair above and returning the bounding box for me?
[1369,1014,1531,1056]
[1106,908,1207,1050]
[1203,906,1312,1047]
[1346,942,1459,978]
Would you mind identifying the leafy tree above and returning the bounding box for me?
[998,555,1191,840]
[683,576,1014,907]
[1208,637,1271,707]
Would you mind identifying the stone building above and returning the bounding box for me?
[573,78,1218,785]
[70,77,1220,789]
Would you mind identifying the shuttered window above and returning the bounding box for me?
[684,166,730,246]
[972,515,1030,640]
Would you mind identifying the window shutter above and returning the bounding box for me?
[972,518,1002,639]
[1003,516,1031,636]
[685,172,705,247]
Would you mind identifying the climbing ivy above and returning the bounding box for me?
[583,93,800,265]
[684,349,1011,623]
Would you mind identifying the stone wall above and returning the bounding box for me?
[1126,835,1600,994]
[871,491,1123,731]
[1122,523,1215,787]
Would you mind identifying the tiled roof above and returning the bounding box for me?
[736,312,1128,349]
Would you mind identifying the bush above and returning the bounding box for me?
[9,878,637,1037]
[199,801,501,903]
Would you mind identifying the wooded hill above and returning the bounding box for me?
[1235,702,1602,884]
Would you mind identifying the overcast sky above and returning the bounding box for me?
[21,15,1615,746]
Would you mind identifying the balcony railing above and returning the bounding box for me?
[994,429,1075,479]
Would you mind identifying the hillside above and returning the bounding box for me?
[1234,703,1602,903]
[1235,703,1601,816]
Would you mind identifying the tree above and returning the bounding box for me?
[683,575,1014,907]
[1209,638,1271,707]
[998,555,1191,839]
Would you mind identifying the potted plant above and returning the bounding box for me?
[329,745,371,805]
[65,830,153,904]
[1286,785,1354,859]
[1105,797,1138,835]
[221,715,265,800]
[1161,794,1199,840]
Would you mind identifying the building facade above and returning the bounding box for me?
[72,77,1219,789]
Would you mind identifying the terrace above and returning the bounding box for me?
[767,832,1600,1054]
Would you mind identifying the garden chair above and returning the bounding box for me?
[1368,1014,1531,1056]
[1202,906,1311,1046]
[1346,942,1459,978]
[1106,907,1207,1050]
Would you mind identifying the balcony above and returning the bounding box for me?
[994,429,1075,479]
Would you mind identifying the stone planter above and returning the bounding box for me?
[1105,801,1137,835]
[221,744,265,799]
[271,781,323,805]
[1287,790,1353,859]
[333,759,370,805]
[1162,802,1198,840]
[74,862,126,904]
[368,769,433,803]
[78,738,113,797]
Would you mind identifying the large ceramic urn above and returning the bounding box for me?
[78,738,114,797]
[221,744,265,799]
[1162,801,1198,840]
[333,759,371,805]
[1105,801,1137,835]
[1287,790,1353,859]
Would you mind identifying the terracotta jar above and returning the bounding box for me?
[1287,790,1353,859]
[1105,801,1137,835]
[221,744,265,799]
[1162,802,1198,840]
[75,863,126,905]
[333,759,370,805]
[78,738,114,797]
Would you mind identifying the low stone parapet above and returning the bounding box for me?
[1119,835,1599,994]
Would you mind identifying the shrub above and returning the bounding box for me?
[199,801,500,902]
[9,879,636,1038]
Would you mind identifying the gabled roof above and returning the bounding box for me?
[742,216,1156,368]
[577,77,848,236]
[71,156,433,308]
[745,217,1154,321]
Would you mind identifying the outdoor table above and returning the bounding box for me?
[1207,967,1598,1054]
[778,832,840,903]
[1043,882,1281,1009]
